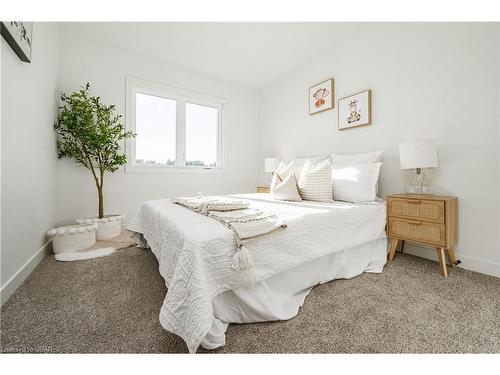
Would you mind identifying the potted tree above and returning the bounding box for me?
[55,83,135,239]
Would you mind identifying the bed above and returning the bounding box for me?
[128,193,387,353]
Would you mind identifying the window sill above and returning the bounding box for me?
[125,165,225,174]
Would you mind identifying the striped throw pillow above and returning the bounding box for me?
[298,158,333,202]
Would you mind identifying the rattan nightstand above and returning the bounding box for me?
[387,193,458,277]
[256,186,270,193]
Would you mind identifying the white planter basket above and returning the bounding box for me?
[76,215,124,240]
[47,223,97,254]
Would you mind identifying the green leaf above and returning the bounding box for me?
[54,83,136,214]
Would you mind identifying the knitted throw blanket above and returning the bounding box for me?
[175,196,287,270]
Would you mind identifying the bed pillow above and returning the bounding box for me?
[293,155,330,178]
[270,161,295,191]
[332,150,383,164]
[271,171,302,202]
[298,158,333,202]
[332,162,382,203]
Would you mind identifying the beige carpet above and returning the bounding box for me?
[1,246,499,353]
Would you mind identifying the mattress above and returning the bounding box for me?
[128,193,387,352]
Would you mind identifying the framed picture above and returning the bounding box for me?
[338,90,372,130]
[1,22,33,63]
[309,78,334,115]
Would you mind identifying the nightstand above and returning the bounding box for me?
[387,193,458,277]
[256,186,270,193]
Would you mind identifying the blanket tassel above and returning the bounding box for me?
[231,245,254,270]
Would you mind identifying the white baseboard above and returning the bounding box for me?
[403,244,500,278]
[0,240,52,306]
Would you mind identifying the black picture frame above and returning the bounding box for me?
[1,21,32,63]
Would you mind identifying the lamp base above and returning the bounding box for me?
[405,185,434,195]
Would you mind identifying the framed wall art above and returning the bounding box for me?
[338,89,372,130]
[1,21,33,63]
[309,78,334,115]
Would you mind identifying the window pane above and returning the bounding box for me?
[135,93,176,167]
[185,103,219,167]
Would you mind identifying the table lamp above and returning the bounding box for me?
[264,157,281,184]
[399,139,438,194]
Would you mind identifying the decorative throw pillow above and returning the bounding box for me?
[298,158,333,202]
[271,171,302,202]
[293,155,330,179]
[270,161,295,191]
[332,162,382,203]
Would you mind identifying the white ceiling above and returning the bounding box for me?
[61,22,365,90]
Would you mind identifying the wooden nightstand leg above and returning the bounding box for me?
[447,247,457,269]
[436,247,448,278]
[400,240,406,254]
[389,238,399,261]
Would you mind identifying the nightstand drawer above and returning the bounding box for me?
[388,198,445,223]
[388,217,446,246]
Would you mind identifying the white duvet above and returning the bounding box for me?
[128,193,387,353]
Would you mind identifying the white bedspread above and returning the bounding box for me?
[128,193,386,353]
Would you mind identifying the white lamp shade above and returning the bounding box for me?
[399,140,438,170]
[264,157,281,173]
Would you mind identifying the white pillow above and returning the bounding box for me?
[270,161,295,191]
[298,158,333,202]
[332,150,383,164]
[332,162,382,203]
[271,171,302,202]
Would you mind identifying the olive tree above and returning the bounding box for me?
[54,83,135,219]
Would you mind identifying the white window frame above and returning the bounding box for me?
[125,76,224,174]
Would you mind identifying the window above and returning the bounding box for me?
[126,77,223,173]
[185,102,219,168]
[135,93,177,167]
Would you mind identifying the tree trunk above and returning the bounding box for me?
[98,186,104,219]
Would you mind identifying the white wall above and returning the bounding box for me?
[498,23,500,257]
[1,23,60,301]
[259,23,500,276]
[56,30,260,225]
